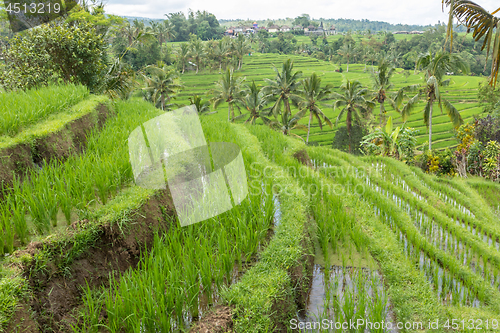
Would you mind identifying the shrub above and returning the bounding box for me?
[332,124,367,155]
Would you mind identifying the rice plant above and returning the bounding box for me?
[0,84,89,137]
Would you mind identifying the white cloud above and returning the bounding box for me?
[105,0,499,26]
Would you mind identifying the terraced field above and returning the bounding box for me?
[1,85,498,332]
[177,53,486,150]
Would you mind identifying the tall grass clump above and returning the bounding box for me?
[0,84,89,136]
[0,98,163,246]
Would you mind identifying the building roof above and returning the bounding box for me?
[268,25,280,29]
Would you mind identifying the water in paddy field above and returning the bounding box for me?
[296,265,398,333]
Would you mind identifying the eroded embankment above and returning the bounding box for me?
[0,96,110,190]
[6,189,175,332]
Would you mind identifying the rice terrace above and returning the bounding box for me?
[1,0,500,332]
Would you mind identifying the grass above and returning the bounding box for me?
[0,84,89,137]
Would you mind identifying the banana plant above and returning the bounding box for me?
[361,116,418,160]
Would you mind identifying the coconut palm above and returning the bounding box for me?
[232,34,251,70]
[402,50,469,150]
[263,59,303,119]
[188,95,211,114]
[267,108,308,140]
[337,43,354,72]
[443,0,499,86]
[142,65,183,110]
[214,37,231,73]
[210,67,246,122]
[298,73,333,144]
[189,37,206,74]
[175,43,190,74]
[163,19,176,43]
[371,58,396,126]
[331,80,375,153]
[242,81,271,125]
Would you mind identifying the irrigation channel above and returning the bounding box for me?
[297,264,398,333]
[309,154,497,306]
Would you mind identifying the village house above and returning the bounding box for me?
[268,25,280,33]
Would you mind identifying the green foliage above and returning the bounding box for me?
[0,22,106,92]
[477,82,500,113]
[142,65,183,110]
[332,124,368,155]
[361,117,418,161]
[0,84,88,136]
[415,149,456,176]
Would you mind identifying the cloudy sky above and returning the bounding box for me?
[104,0,498,26]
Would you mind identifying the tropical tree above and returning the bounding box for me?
[331,80,375,153]
[360,116,418,160]
[263,59,303,119]
[142,65,183,110]
[443,0,499,86]
[188,95,212,114]
[403,50,469,150]
[242,81,271,125]
[232,34,251,70]
[214,37,232,73]
[189,36,206,73]
[337,43,354,72]
[298,73,333,143]
[210,67,246,122]
[175,43,190,74]
[163,19,176,43]
[371,58,395,126]
[267,108,308,140]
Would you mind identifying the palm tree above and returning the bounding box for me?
[371,58,395,126]
[263,59,303,119]
[337,43,354,72]
[298,73,333,144]
[331,80,375,153]
[122,21,135,46]
[267,107,308,140]
[214,37,231,73]
[142,65,183,110]
[443,0,499,86]
[188,95,211,114]
[403,50,469,150]
[189,37,206,74]
[210,67,246,122]
[175,43,190,74]
[243,81,271,125]
[163,19,176,43]
[232,34,250,70]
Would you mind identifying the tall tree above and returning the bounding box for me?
[331,80,375,153]
[298,73,333,144]
[232,34,250,70]
[263,59,303,119]
[189,35,206,73]
[142,65,183,110]
[242,81,271,125]
[403,50,469,150]
[443,0,499,86]
[175,43,190,74]
[210,67,246,122]
[214,37,231,73]
[337,42,354,72]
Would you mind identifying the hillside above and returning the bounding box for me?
[175,52,486,151]
[0,91,499,331]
